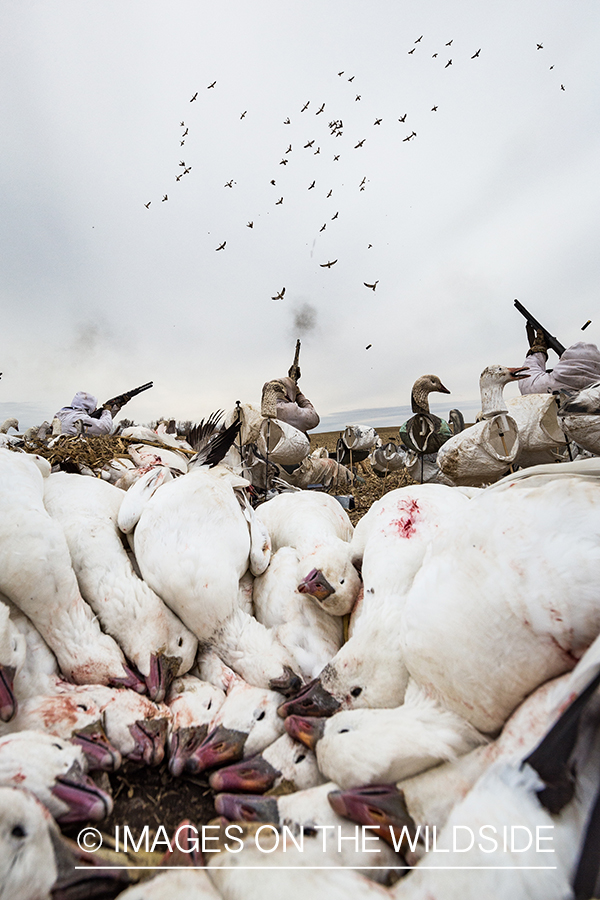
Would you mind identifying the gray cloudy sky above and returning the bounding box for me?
[2,1,599,431]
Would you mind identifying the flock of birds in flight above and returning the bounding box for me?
[142,37,566,312]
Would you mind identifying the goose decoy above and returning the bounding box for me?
[399,374,454,457]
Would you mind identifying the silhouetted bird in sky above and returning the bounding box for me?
[308,181,315,189]
[471,49,481,58]
[398,113,407,122]
[271,287,285,300]
[301,101,310,111]
[408,48,415,55]
[561,84,565,90]
[355,139,365,148]
[247,221,253,228]
[240,111,247,119]
[304,140,315,148]
[190,92,198,102]
[355,94,361,101]
[446,39,453,46]
[431,105,438,111]
[331,211,338,218]
[415,35,423,43]
[445,59,452,67]
[176,174,182,181]
[316,103,325,114]
[179,160,186,166]
[207,80,216,88]
[276,197,283,204]
[280,159,288,165]
[366,344,372,349]
[333,155,340,161]
[284,117,291,124]
[286,144,292,153]
[224,180,234,187]
[537,43,543,50]
[320,260,337,267]
[144,202,151,208]
[162,194,168,201]
[180,140,185,146]
[338,71,344,76]
[271,179,276,185]
[320,224,326,232]
[327,190,333,198]
[314,147,320,155]
[348,75,355,82]
[180,121,185,127]
[183,167,191,174]
[216,241,226,251]
[364,281,378,290]
[374,118,382,125]
[432,53,438,58]
[182,128,188,136]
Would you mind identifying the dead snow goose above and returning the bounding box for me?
[43,471,198,700]
[256,491,360,615]
[0,450,143,691]
[209,732,325,794]
[0,731,112,823]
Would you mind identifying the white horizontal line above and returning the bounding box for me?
[74,865,558,871]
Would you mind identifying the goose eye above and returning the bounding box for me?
[11,825,26,838]
[206,700,212,710]
[339,728,350,734]
[77,703,88,711]
[350,686,362,698]
[256,710,266,721]
[339,579,344,585]
[178,637,183,647]
[295,754,306,763]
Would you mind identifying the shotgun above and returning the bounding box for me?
[288,339,301,383]
[514,300,566,357]
[90,381,153,418]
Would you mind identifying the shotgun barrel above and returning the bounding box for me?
[514,300,566,356]
[288,339,301,383]
[90,381,153,418]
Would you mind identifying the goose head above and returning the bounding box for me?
[167,676,226,777]
[411,374,450,414]
[0,418,19,434]
[297,541,362,616]
[479,365,528,419]
[328,783,417,850]
[0,786,129,900]
[0,732,113,824]
[209,732,322,794]
[170,682,284,776]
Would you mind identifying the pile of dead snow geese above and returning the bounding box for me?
[3,404,600,900]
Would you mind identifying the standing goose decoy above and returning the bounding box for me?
[43,472,198,701]
[0,450,143,691]
[399,374,459,484]
[437,365,526,486]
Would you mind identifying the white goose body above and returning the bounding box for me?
[256,491,360,615]
[0,600,26,722]
[43,471,198,700]
[401,471,600,734]
[253,547,344,679]
[0,450,139,689]
[282,485,471,714]
[558,380,600,454]
[117,868,221,899]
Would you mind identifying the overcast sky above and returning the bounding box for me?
[2,1,599,431]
